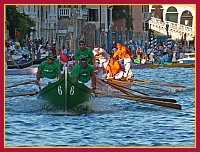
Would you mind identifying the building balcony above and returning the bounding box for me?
[58,8,71,18]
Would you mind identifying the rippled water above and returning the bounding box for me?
[5,67,195,147]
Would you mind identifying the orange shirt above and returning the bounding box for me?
[106,61,123,75]
[113,46,132,59]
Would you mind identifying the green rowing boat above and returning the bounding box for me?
[38,69,92,111]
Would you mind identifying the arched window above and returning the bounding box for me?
[166,6,178,23]
[167,7,177,12]
[180,10,193,27]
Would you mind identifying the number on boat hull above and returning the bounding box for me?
[70,86,75,95]
[57,85,75,96]
[58,85,62,95]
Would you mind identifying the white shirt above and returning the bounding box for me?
[93,47,110,68]
[93,48,110,60]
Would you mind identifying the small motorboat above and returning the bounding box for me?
[177,53,195,64]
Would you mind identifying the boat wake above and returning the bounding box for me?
[6,95,120,116]
[6,96,60,113]
[161,86,193,94]
[147,86,193,95]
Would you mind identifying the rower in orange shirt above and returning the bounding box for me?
[106,57,124,80]
[113,43,134,80]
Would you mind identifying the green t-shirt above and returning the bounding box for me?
[38,60,61,79]
[74,47,94,65]
[70,64,95,83]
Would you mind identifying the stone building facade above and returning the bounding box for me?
[16,5,113,53]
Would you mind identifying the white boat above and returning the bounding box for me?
[178,53,195,64]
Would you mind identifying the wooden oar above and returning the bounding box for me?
[6,91,39,98]
[6,80,36,88]
[94,91,181,110]
[131,83,169,92]
[98,78,149,96]
[134,79,187,88]
[107,79,169,95]
[97,78,134,95]
[100,80,176,103]
[106,80,149,96]
[97,78,180,107]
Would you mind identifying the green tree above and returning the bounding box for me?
[6,5,36,40]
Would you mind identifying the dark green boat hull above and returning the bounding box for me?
[38,73,92,111]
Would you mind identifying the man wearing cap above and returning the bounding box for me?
[36,55,62,88]
[70,56,96,90]
[74,40,95,65]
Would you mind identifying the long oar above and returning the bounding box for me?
[6,80,36,88]
[103,80,176,103]
[6,91,39,98]
[107,79,168,92]
[96,79,180,109]
[107,80,149,96]
[132,83,169,92]
[94,91,181,110]
[99,78,149,96]
[133,79,187,88]
[97,78,134,95]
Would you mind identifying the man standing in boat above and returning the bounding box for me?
[36,55,62,88]
[70,56,96,90]
[113,43,134,80]
[74,40,95,66]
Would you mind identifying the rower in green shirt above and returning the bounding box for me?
[36,55,62,88]
[74,40,95,65]
[71,56,96,90]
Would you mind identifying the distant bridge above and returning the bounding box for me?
[149,17,195,41]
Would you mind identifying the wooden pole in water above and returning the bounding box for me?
[6,80,36,88]
[6,91,39,97]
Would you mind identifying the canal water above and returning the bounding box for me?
[5,67,195,147]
